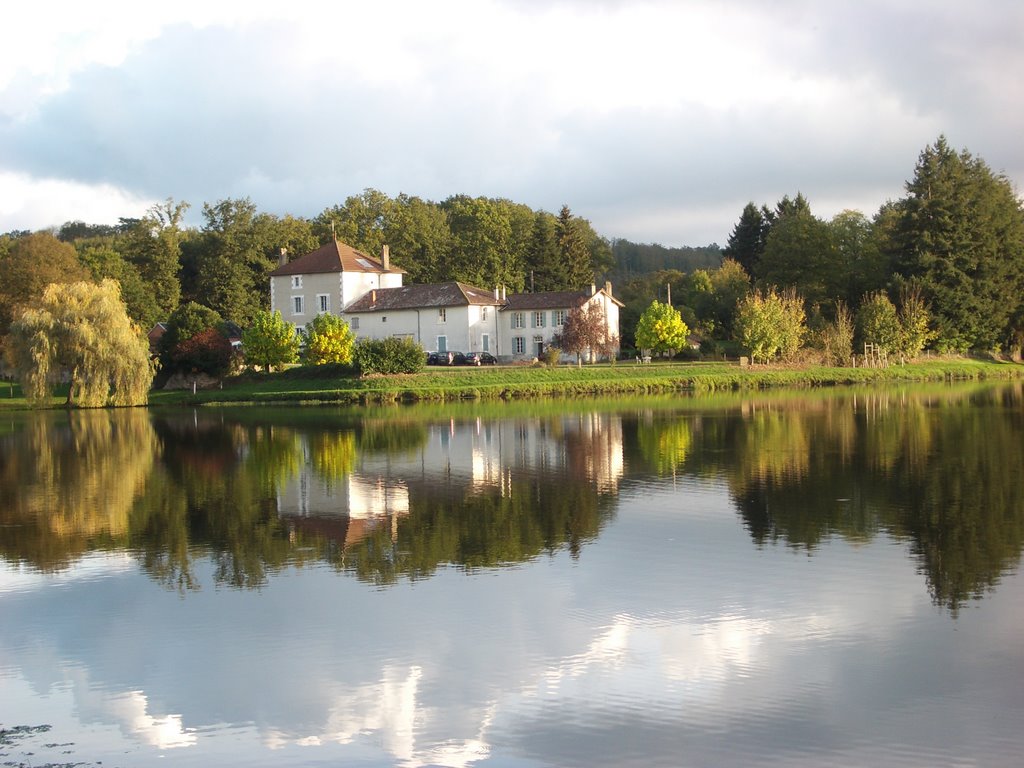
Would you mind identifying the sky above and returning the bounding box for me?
[1,0,1021,247]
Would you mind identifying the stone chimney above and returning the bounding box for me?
[381,244,390,271]
[604,280,612,296]
[278,247,288,267]
[590,282,596,295]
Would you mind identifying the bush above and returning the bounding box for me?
[354,337,425,375]
[543,346,562,367]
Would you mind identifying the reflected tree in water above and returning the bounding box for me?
[710,386,1024,613]
[0,410,157,570]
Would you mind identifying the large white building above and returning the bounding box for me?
[269,240,622,362]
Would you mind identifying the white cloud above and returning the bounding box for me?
[0,171,155,232]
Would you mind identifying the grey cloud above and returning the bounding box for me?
[2,3,1021,245]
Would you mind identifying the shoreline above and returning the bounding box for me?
[2,358,1021,411]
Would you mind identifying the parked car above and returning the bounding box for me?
[464,351,498,366]
[434,351,465,365]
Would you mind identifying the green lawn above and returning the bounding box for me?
[3,357,1020,411]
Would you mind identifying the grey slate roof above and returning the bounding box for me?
[344,282,502,312]
[502,288,624,311]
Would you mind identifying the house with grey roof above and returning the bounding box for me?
[501,283,623,362]
[343,281,504,357]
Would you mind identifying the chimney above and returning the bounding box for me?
[494,285,499,301]
[381,244,390,271]
[501,285,506,301]
[590,282,596,296]
[371,289,377,305]
[278,247,288,267]
[604,281,612,296]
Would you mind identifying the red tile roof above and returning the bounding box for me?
[268,240,405,277]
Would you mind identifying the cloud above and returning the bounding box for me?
[0,1,1021,244]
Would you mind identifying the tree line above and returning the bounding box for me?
[1,135,1021,405]
[0,192,621,336]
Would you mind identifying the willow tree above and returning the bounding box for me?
[6,279,154,407]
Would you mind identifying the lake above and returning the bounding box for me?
[1,383,1023,767]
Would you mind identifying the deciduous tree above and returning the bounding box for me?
[734,288,806,364]
[0,232,91,337]
[242,310,299,372]
[635,300,689,357]
[304,312,355,366]
[558,303,617,365]
[5,279,153,407]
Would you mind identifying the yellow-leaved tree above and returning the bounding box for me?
[6,279,154,407]
[304,312,356,365]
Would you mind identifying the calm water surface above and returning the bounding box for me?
[1,383,1023,767]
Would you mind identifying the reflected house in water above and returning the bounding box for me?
[275,413,625,549]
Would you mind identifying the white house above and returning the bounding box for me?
[268,240,404,332]
[500,283,623,362]
[342,281,504,356]
[267,240,621,362]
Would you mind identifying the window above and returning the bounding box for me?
[439,307,447,323]
[514,336,525,354]
[382,316,387,323]
[482,334,490,352]
[481,306,488,321]
[512,312,525,329]
[533,311,545,328]
[553,310,566,326]
[351,317,360,330]
[292,296,304,315]
[291,275,302,289]
[318,294,329,313]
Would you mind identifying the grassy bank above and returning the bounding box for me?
[148,357,1022,408]
[2,358,1020,411]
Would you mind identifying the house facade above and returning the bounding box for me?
[343,282,504,355]
[500,283,623,362]
[268,241,404,332]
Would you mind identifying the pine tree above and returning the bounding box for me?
[723,202,767,277]
[894,137,1024,351]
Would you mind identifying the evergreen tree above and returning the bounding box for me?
[723,202,767,277]
[557,205,593,289]
[894,137,1024,351]
[525,210,564,291]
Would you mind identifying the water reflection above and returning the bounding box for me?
[681,384,1024,614]
[1,383,1022,614]
[1,385,1024,767]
